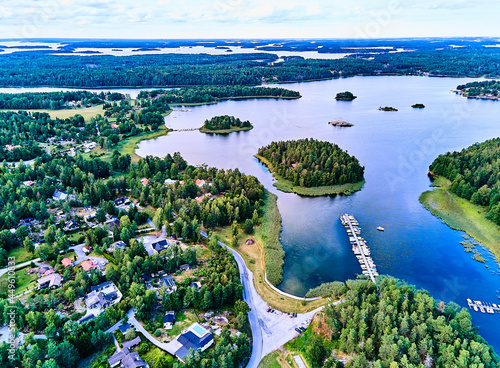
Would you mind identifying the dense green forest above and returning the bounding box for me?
[456,80,500,98]
[292,277,499,368]
[137,86,301,103]
[0,91,124,110]
[257,138,364,187]
[201,115,252,132]
[429,138,500,225]
[3,47,500,88]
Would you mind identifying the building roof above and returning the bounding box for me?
[119,323,132,334]
[161,275,176,289]
[78,314,95,325]
[108,349,147,368]
[195,179,206,188]
[90,281,114,292]
[164,311,175,324]
[61,258,73,267]
[53,190,68,200]
[37,273,62,288]
[122,336,141,349]
[81,260,98,271]
[140,178,149,186]
[152,239,169,253]
[179,264,190,271]
[37,266,51,275]
[176,330,214,359]
[111,240,126,249]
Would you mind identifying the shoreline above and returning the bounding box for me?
[255,154,365,196]
[420,175,500,266]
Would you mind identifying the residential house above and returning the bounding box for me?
[64,219,79,231]
[114,197,131,207]
[140,178,149,186]
[78,314,95,325]
[195,179,206,188]
[163,311,175,330]
[118,323,132,335]
[81,260,98,273]
[108,349,149,368]
[245,238,255,245]
[61,258,73,268]
[174,323,214,363]
[151,239,169,254]
[85,281,121,312]
[108,240,127,252]
[105,217,121,230]
[122,336,141,349]
[159,275,177,294]
[164,179,176,186]
[36,266,52,276]
[37,273,62,290]
[52,190,68,201]
[22,180,36,187]
[189,282,201,292]
[179,264,190,272]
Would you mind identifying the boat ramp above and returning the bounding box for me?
[340,214,379,283]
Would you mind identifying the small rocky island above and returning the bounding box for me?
[200,115,253,134]
[378,106,398,111]
[335,91,357,101]
[329,118,354,127]
[411,103,425,108]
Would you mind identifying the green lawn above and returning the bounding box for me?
[142,346,175,367]
[166,310,198,338]
[0,267,37,296]
[258,350,284,368]
[7,246,36,263]
[420,177,500,265]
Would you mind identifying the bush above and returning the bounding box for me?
[154,329,162,337]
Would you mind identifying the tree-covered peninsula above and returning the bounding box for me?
[137,85,301,104]
[421,138,500,263]
[200,115,253,134]
[290,277,499,368]
[456,80,500,100]
[256,138,364,196]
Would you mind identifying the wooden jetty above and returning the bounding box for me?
[467,298,500,315]
[340,214,379,283]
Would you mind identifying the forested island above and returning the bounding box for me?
[411,103,425,108]
[137,86,301,104]
[256,138,365,196]
[455,80,500,100]
[289,277,499,368]
[200,115,253,134]
[421,137,500,263]
[378,106,398,111]
[335,91,357,101]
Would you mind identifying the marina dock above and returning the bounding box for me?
[467,298,500,314]
[340,214,379,283]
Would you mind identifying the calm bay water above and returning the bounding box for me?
[135,76,500,351]
[3,76,500,351]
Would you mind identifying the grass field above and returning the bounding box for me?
[0,106,105,121]
[0,267,36,296]
[142,346,175,367]
[7,246,36,263]
[258,349,297,368]
[255,155,365,196]
[99,124,171,165]
[215,191,327,313]
[420,176,500,264]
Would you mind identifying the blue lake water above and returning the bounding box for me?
[135,76,500,352]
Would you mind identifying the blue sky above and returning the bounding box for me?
[0,0,499,39]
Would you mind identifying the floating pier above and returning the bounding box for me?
[467,298,500,314]
[340,214,379,283]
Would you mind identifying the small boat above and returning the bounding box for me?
[377,226,385,231]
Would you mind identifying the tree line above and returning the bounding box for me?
[257,138,365,187]
[0,91,124,110]
[429,138,500,225]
